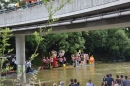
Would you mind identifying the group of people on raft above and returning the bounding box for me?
[1,57,17,74]
[71,53,95,66]
[1,55,32,75]
[41,50,95,69]
[42,50,67,69]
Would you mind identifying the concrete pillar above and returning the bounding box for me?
[15,35,26,83]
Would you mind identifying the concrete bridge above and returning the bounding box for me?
[0,0,130,83]
[0,0,130,34]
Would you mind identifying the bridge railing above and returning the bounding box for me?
[0,0,119,14]
[0,0,123,27]
[0,1,43,14]
[53,0,119,16]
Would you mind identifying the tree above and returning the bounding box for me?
[107,29,130,61]
[83,28,130,61]
[67,32,85,54]
[26,32,85,56]
[0,28,13,86]
[83,30,108,54]
[47,32,86,54]
[40,33,69,52]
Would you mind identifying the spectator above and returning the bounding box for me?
[42,83,46,86]
[77,82,80,86]
[102,76,107,86]
[72,79,79,86]
[115,75,121,85]
[59,81,64,86]
[86,79,94,86]
[106,74,114,86]
[53,83,58,86]
[128,75,130,80]
[101,82,104,86]
[103,76,106,82]
[68,79,74,86]
[123,76,130,86]
[26,60,32,73]
[120,75,124,86]
[113,80,121,86]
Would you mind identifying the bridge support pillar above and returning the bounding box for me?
[15,35,26,84]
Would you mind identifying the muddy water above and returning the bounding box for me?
[36,62,130,86]
[5,62,130,86]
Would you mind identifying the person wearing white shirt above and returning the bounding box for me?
[27,60,31,68]
[12,58,15,63]
[12,58,17,71]
[14,60,17,64]
[86,79,94,86]
[26,60,32,73]
[114,81,121,86]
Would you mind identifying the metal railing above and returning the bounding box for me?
[0,0,119,14]
[0,0,121,28]
[0,1,43,14]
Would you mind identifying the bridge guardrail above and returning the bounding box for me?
[0,0,124,28]
[0,0,119,14]
[0,1,43,14]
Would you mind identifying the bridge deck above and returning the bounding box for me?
[0,0,130,28]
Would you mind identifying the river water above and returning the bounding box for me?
[36,62,130,86]
[5,62,130,86]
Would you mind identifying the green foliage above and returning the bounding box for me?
[0,28,13,56]
[0,28,13,86]
[83,28,130,61]
[0,76,6,86]
[26,32,85,56]
[33,28,44,45]
[67,32,85,54]
[107,29,130,60]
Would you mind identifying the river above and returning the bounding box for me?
[36,62,130,86]
[5,62,130,86]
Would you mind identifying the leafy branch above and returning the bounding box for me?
[0,28,13,86]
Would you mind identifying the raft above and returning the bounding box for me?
[74,64,94,67]
[2,71,16,76]
[1,69,37,77]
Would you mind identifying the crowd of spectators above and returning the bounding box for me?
[101,74,130,86]
[40,79,94,86]
[40,74,130,86]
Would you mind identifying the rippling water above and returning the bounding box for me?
[37,62,130,86]
[5,62,130,86]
